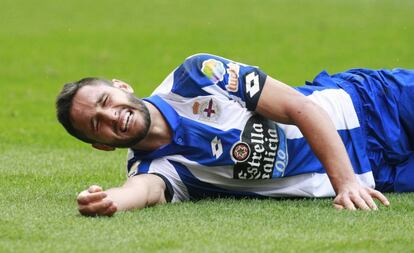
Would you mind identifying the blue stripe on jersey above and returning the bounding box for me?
[178,117,241,166]
[172,64,211,97]
[285,128,371,177]
[131,117,242,167]
[169,160,263,200]
[137,159,152,174]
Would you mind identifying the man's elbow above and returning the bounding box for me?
[288,97,326,125]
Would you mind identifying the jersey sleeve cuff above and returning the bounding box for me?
[243,69,267,111]
[148,173,174,203]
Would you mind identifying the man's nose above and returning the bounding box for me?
[96,107,118,122]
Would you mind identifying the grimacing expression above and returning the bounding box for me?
[70,83,151,148]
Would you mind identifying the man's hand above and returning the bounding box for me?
[333,182,390,210]
[77,185,117,217]
[76,175,167,217]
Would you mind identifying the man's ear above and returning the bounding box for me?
[92,143,115,151]
[112,79,134,93]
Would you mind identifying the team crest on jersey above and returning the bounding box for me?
[192,98,220,122]
[231,142,250,162]
[225,62,240,92]
[201,59,226,84]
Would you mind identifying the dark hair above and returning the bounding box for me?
[56,77,111,143]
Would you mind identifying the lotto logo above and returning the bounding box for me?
[245,72,260,98]
[211,136,223,159]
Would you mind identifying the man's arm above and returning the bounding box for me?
[256,76,389,210]
[77,174,167,216]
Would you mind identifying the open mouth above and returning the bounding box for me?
[120,110,133,132]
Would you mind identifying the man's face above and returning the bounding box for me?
[70,83,151,148]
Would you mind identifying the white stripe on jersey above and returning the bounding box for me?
[161,95,252,132]
[202,85,230,99]
[147,158,190,202]
[151,70,175,97]
[163,155,375,198]
[279,88,360,139]
[202,85,248,108]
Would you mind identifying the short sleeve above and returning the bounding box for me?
[127,150,190,202]
[172,53,268,111]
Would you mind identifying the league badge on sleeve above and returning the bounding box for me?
[201,59,226,84]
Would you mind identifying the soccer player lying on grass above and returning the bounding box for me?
[56,53,414,216]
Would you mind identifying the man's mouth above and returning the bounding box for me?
[120,110,133,132]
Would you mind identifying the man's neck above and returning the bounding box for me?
[131,101,172,151]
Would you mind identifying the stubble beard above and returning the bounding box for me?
[112,94,151,148]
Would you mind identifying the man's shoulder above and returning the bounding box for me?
[150,53,222,98]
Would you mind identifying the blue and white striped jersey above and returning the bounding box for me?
[126,54,375,202]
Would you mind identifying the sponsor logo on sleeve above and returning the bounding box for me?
[201,59,226,84]
[225,62,240,92]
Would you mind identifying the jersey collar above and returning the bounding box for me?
[144,95,181,135]
[130,95,186,160]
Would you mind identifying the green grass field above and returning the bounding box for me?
[1,0,414,252]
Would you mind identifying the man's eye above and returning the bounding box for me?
[103,96,108,106]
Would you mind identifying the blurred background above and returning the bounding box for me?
[1,0,413,150]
